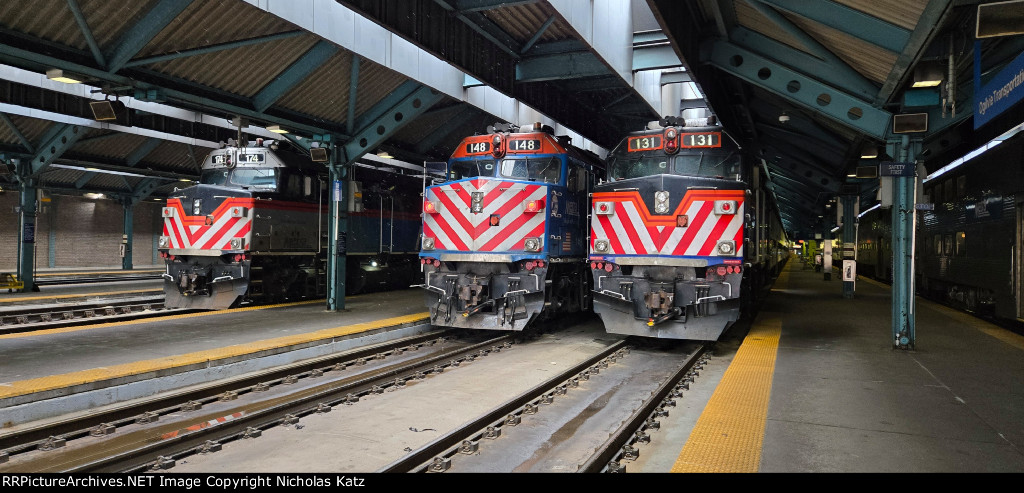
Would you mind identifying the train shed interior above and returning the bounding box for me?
[1,0,1024,476]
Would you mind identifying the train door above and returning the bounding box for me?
[1016,202,1024,319]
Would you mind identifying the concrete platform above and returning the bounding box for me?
[655,261,1024,473]
[0,289,431,428]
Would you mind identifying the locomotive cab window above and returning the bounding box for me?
[200,169,229,186]
[230,168,278,190]
[449,159,494,180]
[673,152,740,178]
[609,156,668,180]
[500,157,562,183]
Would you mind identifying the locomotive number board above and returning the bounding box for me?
[237,153,266,163]
[627,135,663,151]
[465,141,491,154]
[508,139,541,152]
[680,132,721,148]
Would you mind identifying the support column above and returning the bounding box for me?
[841,195,857,298]
[122,198,135,270]
[17,168,37,292]
[888,135,921,350]
[48,195,57,268]
[326,147,348,311]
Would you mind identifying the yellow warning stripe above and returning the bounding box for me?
[33,270,163,277]
[0,289,159,303]
[0,299,324,340]
[670,262,791,473]
[0,311,429,400]
[671,317,781,473]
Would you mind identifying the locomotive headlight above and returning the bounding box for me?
[422,236,435,250]
[158,236,170,248]
[192,198,202,215]
[524,237,541,252]
[229,238,243,250]
[594,239,610,253]
[717,240,736,255]
[654,191,670,214]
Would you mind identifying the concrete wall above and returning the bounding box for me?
[0,193,161,272]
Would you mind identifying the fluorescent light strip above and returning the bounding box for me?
[858,203,881,218]
[924,121,1024,183]
[51,164,154,179]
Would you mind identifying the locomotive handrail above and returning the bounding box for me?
[597,289,629,301]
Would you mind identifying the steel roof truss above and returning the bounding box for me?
[707,40,892,139]
[343,84,444,165]
[253,41,339,113]
[756,0,910,53]
[27,124,84,177]
[105,0,194,73]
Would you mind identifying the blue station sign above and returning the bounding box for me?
[975,46,1024,129]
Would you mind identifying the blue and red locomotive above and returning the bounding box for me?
[418,123,603,330]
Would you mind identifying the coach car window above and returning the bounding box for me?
[956,232,966,256]
[449,159,494,180]
[500,157,562,183]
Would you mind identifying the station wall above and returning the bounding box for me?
[0,193,161,272]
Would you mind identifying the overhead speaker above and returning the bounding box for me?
[977,0,1024,38]
[310,147,329,162]
[892,113,928,134]
[89,100,126,121]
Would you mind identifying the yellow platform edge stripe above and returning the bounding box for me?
[671,318,782,473]
[0,311,430,400]
[670,261,790,473]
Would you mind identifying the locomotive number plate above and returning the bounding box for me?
[680,132,721,148]
[465,141,491,154]
[508,139,541,152]
[627,135,663,151]
[237,153,265,163]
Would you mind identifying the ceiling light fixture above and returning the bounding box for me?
[860,143,878,159]
[46,68,83,84]
[267,125,288,134]
[376,150,394,159]
[912,60,944,88]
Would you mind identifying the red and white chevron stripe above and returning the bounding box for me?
[423,178,547,252]
[162,198,253,250]
[590,190,744,257]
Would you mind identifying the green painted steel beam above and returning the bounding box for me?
[0,112,35,153]
[757,0,910,53]
[106,0,194,73]
[516,51,610,82]
[124,31,305,68]
[343,84,445,165]
[66,0,106,68]
[253,41,338,112]
[633,44,682,71]
[706,40,892,139]
[27,124,84,177]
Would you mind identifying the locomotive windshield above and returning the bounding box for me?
[200,168,278,190]
[500,157,561,183]
[448,158,495,180]
[609,155,670,180]
[673,151,741,178]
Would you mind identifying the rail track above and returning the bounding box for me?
[0,294,180,334]
[0,330,508,472]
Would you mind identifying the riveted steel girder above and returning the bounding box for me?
[706,40,892,139]
[26,124,84,177]
[124,31,305,68]
[343,84,444,165]
[633,44,682,71]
